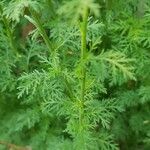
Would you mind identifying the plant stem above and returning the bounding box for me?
[78,7,89,135]
[29,8,53,53]
[80,8,89,102]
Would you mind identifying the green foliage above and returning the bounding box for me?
[0,0,149,150]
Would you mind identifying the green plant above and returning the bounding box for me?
[0,0,149,150]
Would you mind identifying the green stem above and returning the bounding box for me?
[80,8,89,102]
[29,8,52,52]
[78,7,89,135]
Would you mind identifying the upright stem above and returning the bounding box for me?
[78,7,89,134]
[80,8,89,102]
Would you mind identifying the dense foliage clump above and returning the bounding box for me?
[0,0,150,150]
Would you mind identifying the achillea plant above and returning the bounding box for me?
[0,0,149,150]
